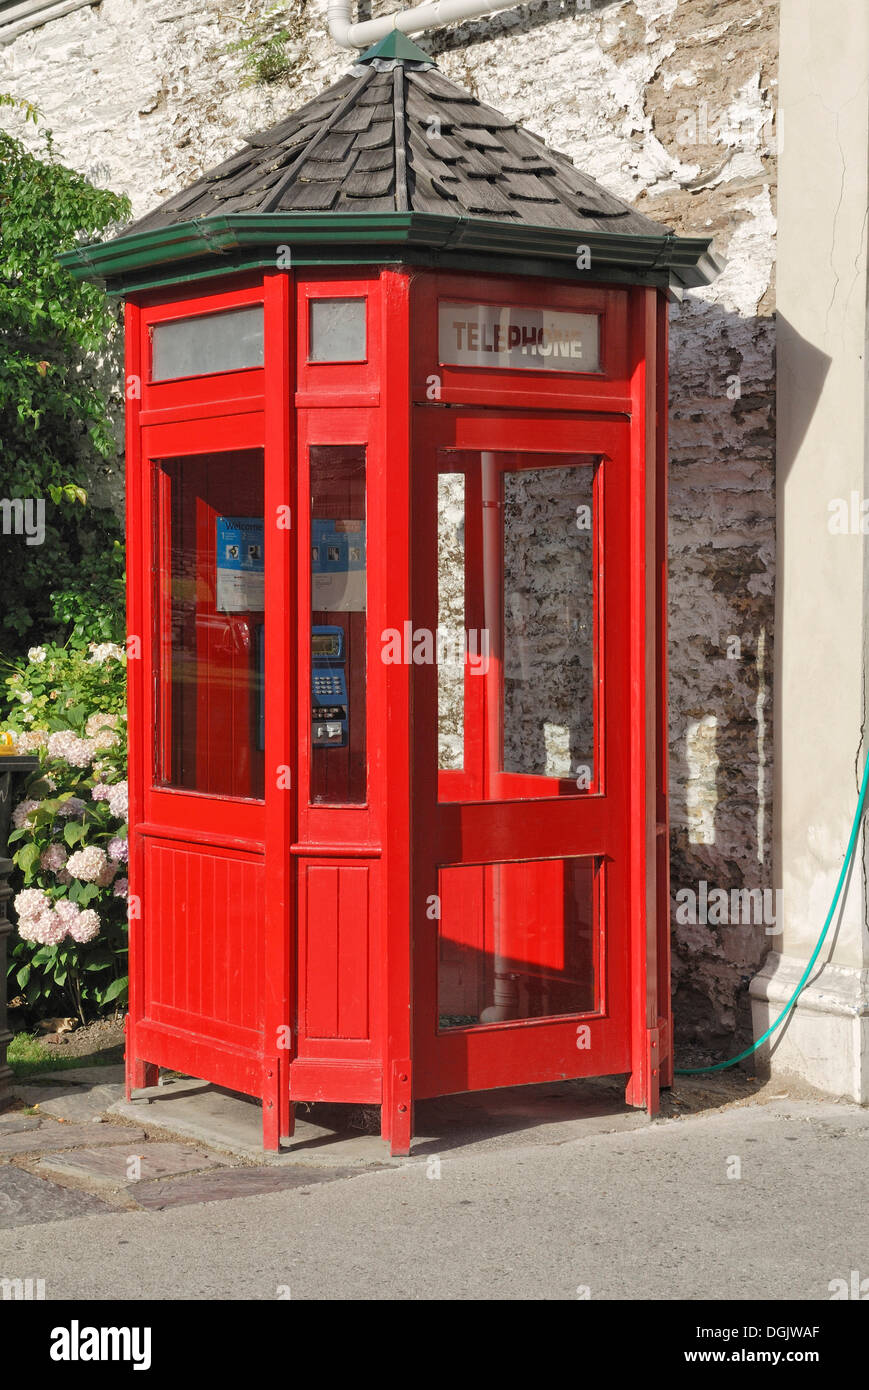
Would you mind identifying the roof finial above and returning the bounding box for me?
[356,30,435,66]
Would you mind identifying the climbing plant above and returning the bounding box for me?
[227,0,309,86]
[0,94,130,667]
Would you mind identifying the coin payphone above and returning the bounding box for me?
[312,625,348,748]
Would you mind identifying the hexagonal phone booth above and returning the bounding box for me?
[60,32,718,1155]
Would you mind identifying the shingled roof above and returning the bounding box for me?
[127,36,666,240]
[60,32,719,292]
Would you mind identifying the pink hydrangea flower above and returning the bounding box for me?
[58,797,87,819]
[14,888,50,918]
[14,888,57,945]
[53,898,81,928]
[107,837,128,864]
[113,878,129,899]
[97,860,118,888]
[91,783,112,802]
[54,899,100,944]
[39,914,69,946]
[11,799,39,830]
[40,843,68,873]
[68,907,100,944]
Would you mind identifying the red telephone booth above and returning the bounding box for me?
[61,32,718,1155]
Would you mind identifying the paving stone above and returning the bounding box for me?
[37,1141,224,1192]
[0,1121,145,1157]
[37,1065,126,1086]
[131,1163,362,1210]
[0,1114,41,1134]
[0,1164,110,1228]
[14,1083,124,1124]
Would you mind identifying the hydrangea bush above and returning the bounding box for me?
[3,641,129,1022]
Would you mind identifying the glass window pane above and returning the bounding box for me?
[438,856,598,1027]
[310,445,367,804]
[152,306,264,381]
[502,463,595,784]
[155,450,265,800]
[309,298,367,362]
[438,472,465,772]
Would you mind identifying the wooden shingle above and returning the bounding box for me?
[124,51,672,240]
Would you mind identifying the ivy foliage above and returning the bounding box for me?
[0,95,130,663]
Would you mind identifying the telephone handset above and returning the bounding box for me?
[312,624,348,748]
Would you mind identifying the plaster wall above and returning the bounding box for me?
[0,0,778,1047]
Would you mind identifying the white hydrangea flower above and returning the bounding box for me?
[46,731,96,767]
[66,845,109,883]
[16,730,48,752]
[107,781,128,820]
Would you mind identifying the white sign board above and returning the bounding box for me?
[438,302,600,374]
[215,516,264,613]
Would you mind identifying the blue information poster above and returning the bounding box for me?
[215,516,265,612]
[311,518,366,612]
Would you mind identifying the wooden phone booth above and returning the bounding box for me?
[60,33,718,1155]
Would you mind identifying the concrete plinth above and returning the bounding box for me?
[750,954,869,1103]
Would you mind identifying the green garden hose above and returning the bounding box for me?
[675,750,869,1075]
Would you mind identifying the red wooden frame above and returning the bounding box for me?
[123,264,668,1155]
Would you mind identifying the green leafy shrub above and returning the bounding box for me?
[0,95,129,661]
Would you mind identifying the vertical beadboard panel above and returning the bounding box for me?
[143,839,265,1043]
[304,863,370,1040]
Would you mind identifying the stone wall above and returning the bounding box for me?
[0,0,778,1049]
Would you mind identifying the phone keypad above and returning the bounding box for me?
[313,675,343,696]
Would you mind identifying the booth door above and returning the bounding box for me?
[413,408,633,1098]
[136,414,270,1096]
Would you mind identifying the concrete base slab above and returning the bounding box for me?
[111,1081,392,1164]
[110,1075,648,1165]
[0,1164,110,1228]
[37,1141,225,1194]
[750,953,869,1102]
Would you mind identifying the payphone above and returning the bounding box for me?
[312,624,348,748]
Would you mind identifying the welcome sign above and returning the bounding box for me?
[438,302,600,373]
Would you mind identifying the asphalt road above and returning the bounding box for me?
[1,1095,866,1300]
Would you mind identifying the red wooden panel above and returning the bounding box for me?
[295,270,381,404]
[303,863,370,1040]
[142,837,265,1050]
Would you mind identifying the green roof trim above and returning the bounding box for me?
[58,212,720,295]
[356,31,434,65]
